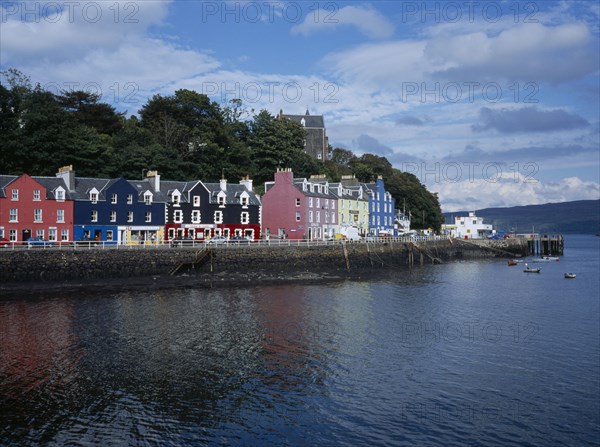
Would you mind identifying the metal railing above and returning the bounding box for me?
[0,235,445,251]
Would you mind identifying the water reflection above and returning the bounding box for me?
[1,239,598,446]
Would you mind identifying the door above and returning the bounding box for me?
[22,229,31,242]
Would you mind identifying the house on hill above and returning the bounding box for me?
[278,109,329,161]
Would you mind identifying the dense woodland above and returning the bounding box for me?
[0,69,443,230]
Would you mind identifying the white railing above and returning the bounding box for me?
[0,235,445,251]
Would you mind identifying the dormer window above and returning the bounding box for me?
[89,188,99,204]
[144,191,153,205]
[240,194,249,207]
[55,187,65,202]
[171,191,181,205]
[217,192,226,207]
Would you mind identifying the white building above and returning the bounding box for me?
[443,212,494,239]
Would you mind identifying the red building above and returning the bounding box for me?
[0,174,74,243]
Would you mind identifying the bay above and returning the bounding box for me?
[1,235,598,446]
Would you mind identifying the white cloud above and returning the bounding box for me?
[291,5,394,39]
[324,22,599,89]
[1,1,171,63]
[435,175,600,212]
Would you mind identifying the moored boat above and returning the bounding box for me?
[531,256,560,263]
[523,263,541,273]
[564,273,576,279]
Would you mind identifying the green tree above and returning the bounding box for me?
[58,90,124,135]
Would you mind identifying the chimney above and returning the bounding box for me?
[240,176,253,192]
[56,165,76,191]
[146,170,160,192]
[220,178,227,191]
[275,168,293,184]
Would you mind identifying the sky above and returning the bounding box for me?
[1,0,599,212]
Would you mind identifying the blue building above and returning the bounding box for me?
[363,176,396,236]
[58,166,166,244]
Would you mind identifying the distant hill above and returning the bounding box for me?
[444,200,600,234]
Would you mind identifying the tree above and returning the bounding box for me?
[58,90,124,135]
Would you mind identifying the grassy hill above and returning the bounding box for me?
[444,200,600,234]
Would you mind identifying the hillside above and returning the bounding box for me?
[444,200,600,234]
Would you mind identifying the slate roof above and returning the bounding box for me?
[204,182,261,206]
[280,109,325,128]
[0,175,18,198]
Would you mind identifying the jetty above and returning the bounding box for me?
[516,233,564,256]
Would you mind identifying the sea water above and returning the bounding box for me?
[1,235,598,446]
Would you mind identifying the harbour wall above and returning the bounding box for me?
[0,238,529,285]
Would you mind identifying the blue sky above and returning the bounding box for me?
[1,0,599,211]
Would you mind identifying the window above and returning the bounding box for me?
[9,209,18,222]
[111,193,117,204]
[33,190,41,201]
[110,211,116,222]
[90,192,98,203]
[91,211,98,222]
[61,229,69,241]
[309,211,313,223]
[34,209,42,222]
[48,228,57,241]
[316,198,320,208]
[145,211,152,222]
[214,211,223,224]
[331,212,335,224]
[309,197,313,207]
[57,210,64,223]
[296,198,301,207]
[174,210,183,223]
[172,193,181,205]
[296,212,301,222]
[9,229,17,242]
[106,230,114,241]
[192,210,201,223]
[144,192,152,205]
[127,194,133,204]
[193,196,200,207]
[36,229,44,239]
[241,196,248,206]
[11,189,18,200]
[317,212,320,223]
[127,211,133,222]
[241,212,249,224]
[218,195,225,206]
[56,189,65,201]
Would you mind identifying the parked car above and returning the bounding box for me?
[27,236,54,247]
[0,237,11,247]
[230,235,250,244]
[206,236,229,245]
[172,236,196,246]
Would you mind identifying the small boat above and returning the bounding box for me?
[564,273,576,279]
[523,264,541,273]
[507,260,518,266]
[531,256,559,263]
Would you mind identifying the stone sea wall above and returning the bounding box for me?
[0,238,529,285]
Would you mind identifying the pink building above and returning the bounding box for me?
[262,168,337,240]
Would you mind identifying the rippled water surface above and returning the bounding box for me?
[1,235,599,446]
